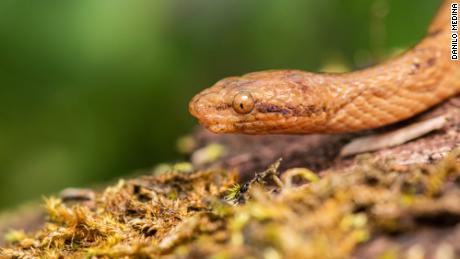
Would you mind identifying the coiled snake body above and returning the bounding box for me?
[189,1,460,135]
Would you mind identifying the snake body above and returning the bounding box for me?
[189,1,460,134]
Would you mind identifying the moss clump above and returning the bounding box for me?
[2,151,460,258]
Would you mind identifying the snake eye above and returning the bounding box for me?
[232,92,254,114]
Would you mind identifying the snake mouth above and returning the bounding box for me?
[208,124,235,133]
[188,94,235,133]
[188,94,210,122]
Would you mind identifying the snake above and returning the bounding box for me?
[189,1,460,135]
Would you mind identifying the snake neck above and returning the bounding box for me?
[430,0,455,34]
[323,0,460,132]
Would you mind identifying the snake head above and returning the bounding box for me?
[189,70,331,134]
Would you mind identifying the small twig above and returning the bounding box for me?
[340,115,447,157]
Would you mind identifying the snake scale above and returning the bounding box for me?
[189,1,460,135]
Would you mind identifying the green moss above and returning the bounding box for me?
[1,151,460,258]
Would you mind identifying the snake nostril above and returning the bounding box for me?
[189,96,211,119]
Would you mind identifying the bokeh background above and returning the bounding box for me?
[0,0,441,209]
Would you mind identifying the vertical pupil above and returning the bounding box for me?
[233,92,254,114]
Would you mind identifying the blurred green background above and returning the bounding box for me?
[0,0,440,209]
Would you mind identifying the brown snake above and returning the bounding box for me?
[189,1,460,134]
